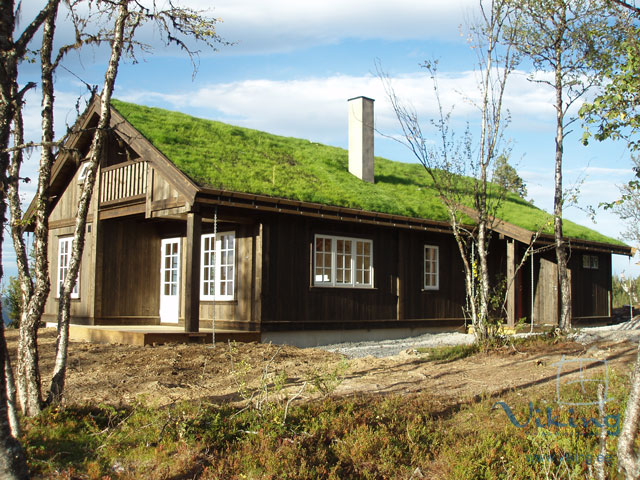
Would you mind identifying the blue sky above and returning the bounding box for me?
[13,0,639,279]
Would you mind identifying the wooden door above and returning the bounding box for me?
[534,257,558,325]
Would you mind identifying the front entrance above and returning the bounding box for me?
[160,238,181,323]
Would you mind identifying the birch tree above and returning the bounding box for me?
[3,0,225,420]
[579,4,640,477]
[381,0,518,344]
[505,0,614,331]
[0,1,62,477]
[42,0,226,406]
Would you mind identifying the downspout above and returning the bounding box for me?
[530,252,534,333]
[212,205,218,345]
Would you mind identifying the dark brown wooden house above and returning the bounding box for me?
[32,97,631,346]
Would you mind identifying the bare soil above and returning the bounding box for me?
[5,328,638,408]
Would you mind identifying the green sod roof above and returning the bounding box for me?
[111,99,624,246]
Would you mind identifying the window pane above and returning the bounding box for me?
[424,246,438,288]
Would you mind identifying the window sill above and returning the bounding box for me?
[421,288,439,292]
[200,299,238,305]
[310,285,377,291]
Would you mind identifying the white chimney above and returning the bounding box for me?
[348,96,374,183]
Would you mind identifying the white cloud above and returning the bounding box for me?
[24,0,481,59]
[183,0,480,54]
[119,69,565,149]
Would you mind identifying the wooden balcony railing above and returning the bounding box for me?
[99,161,147,204]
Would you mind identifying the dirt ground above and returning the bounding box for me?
[4,328,638,408]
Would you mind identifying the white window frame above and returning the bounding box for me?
[200,231,236,301]
[77,162,90,184]
[423,245,440,290]
[57,237,79,299]
[313,234,373,288]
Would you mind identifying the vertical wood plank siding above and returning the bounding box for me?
[99,161,147,203]
[260,214,468,331]
[570,251,611,319]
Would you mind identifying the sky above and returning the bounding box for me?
[11,0,639,280]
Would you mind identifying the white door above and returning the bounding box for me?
[160,238,181,323]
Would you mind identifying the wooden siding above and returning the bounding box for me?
[197,223,257,330]
[95,217,258,330]
[147,167,187,216]
[44,224,97,323]
[260,214,467,331]
[533,253,559,325]
[401,230,467,321]
[570,250,611,320]
[97,218,161,322]
[48,162,98,224]
[99,161,147,204]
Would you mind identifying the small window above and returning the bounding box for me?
[77,162,90,184]
[583,254,599,270]
[57,237,79,299]
[424,245,439,290]
[200,232,235,300]
[313,235,373,288]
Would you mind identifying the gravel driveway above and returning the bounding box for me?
[318,318,640,358]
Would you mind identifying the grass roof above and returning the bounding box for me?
[111,99,623,246]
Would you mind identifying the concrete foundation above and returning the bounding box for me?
[262,326,462,348]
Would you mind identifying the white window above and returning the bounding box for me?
[201,232,235,300]
[77,162,90,184]
[583,254,599,270]
[57,237,79,299]
[424,245,439,290]
[313,235,373,288]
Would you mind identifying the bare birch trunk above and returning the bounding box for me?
[14,0,60,417]
[554,44,571,332]
[4,347,19,438]
[7,84,38,419]
[618,342,640,479]
[48,0,128,404]
[0,322,28,480]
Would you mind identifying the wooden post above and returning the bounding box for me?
[251,222,263,326]
[506,239,516,326]
[184,212,201,332]
[397,231,406,321]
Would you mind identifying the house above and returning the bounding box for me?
[30,96,632,346]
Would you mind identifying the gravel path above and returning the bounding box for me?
[318,317,640,358]
[570,317,640,344]
[318,331,475,358]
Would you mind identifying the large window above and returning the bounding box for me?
[314,235,373,288]
[201,232,235,300]
[57,237,79,299]
[424,245,439,290]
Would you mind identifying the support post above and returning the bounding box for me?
[506,239,516,327]
[397,231,406,321]
[184,212,201,332]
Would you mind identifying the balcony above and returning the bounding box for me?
[99,161,147,205]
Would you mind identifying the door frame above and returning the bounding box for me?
[160,237,181,323]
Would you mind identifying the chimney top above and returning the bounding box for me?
[348,97,374,183]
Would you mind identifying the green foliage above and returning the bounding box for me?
[308,358,349,397]
[612,273,640,308]
[3,276,23,328]
[22,363,631,479]
[581,20,640,151]
[111,100,623,246]
[417,344,480,362]
[492,155,528,199]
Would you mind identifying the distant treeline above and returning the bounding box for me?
[612,274,640,308]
